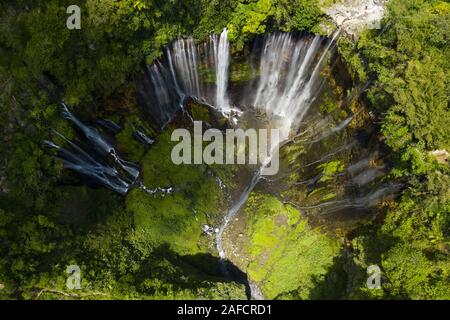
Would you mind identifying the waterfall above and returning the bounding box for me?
[168,31,231,112]
[140,29,340,130]
[250,30,340,133]
[172,37,202,97]
[44,133,131,196]
[45,104,174,196]
[252,34,319,118]
[61,103,140,180]
[138,30,342,296]
[45,30,349,299]
[215,31,341,299]
[139,29,233,127]
[138,62,183,127]
[44,105,142,195]
[214,28,231,112]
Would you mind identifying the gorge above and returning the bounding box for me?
[1,0,448,301]
[46,26,399,299]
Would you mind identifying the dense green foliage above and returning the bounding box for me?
[241,193,341,299]
[0,0,448,300]
[339,0,450,299]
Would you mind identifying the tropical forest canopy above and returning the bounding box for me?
[0,0,448,300]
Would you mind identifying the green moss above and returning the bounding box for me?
[190,103,212,122]
[116,115,156,163]
[320,93,339,114]
[243,193,340,299]
[199,65,216,84]
[199,59,254,84]
[126,128,231,255]
[229,60,255,83]
[321,192,337,201]
[318,160,344,182]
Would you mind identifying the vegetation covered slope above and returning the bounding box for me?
[338,0,449,299]
[225,193,342,299]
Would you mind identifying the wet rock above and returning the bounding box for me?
[133,127,155,146]
[202,224,218,236]
[96,118,122,134]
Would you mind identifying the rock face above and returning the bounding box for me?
[325,0,389,36]
[431,150,449,164]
